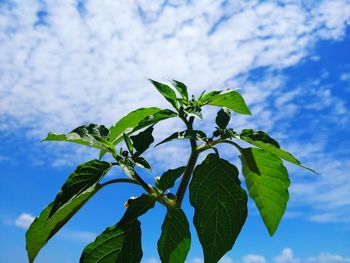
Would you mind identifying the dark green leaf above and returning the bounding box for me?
[123,133,133,154]
[156,130,207,147]
[49,160,112,218]
[44,124,115,154]
[172,80,189,102]
[240,148,290,235]
[158,208,191,263]
[156,166,185,191]
[189,154,247,263]
[149,79,178,109]
[80,194,155,263]
[130,126,154,156]
[239,129,317,173]
[207,90,251,115]
[133,156,151,170]
[215,108,231,129]
[184,106,202,119]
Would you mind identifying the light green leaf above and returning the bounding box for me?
[80,194,155,263]
[239,129,317,173]
[49,160,112,218]
[156,166,185,191]
[189,154,247,263]
[172,80,189,102]
[158,208,191,263]
[240,148,290,236]
[156,130,207,147]
[207,90,251,115]
[198,90,222,105]
[149,79,178,109]
[44,124,115,154]
[130,126,154,156]
[215,108,231,129]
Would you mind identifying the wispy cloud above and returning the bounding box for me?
[14,213,35,229]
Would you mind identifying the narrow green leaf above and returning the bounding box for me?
[80,194,155,263]
[123,133,134,154]
[149,79,178,109]
[172,80,189,101]
[189,154,248,263]
[215,108,231,129]
[156,166,185,191]
[156,130,207,147]
[158,208,191,263]
[44,124,115,154]
[239,129,317,173]
[207,90,251,115]
[240,148,290,236]
[49,160,112,218]
[130,126,154,155]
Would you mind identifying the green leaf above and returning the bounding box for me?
[149,79,178,109]
[239,129,317,173]
[156,166,185,191]
[207,90,251,115]
[132,109,178,132]
[189,154,248,263]
[198,90,222,105]
[80,194,155,263]
[133,156,151,170]
[156,130,207,147]
[184,106,202,119]
[215,108,231,129]
[49,160,112,218]
[158,208,191,263]
[172,80,189,102]
[123,133,133,154]
[130,126,154,156]
[240,148,290,236]
[44,124,115,154]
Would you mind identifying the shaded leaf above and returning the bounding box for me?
[49,160,112,218]
[207,90,251,115]
[172,80,189,102]
[133,156,151,170]
[184,106,202,119]
[156,130,207,147]
[130,126,154,156]
[123,133,133,154]
[189,154,247,263]
[156,166,185,191]
[215,108,231,129]
[150,79,178,109]
[240,148,290,235]
[158,208,191,263]
[239,129,317,173]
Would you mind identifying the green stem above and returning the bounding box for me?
[99,178,138,188]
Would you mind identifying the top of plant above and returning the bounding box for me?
[26,79,316,263]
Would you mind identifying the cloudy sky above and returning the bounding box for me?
[1,0,350,262]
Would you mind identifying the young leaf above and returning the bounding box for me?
[80,194,155,263]
[189,154,248,263]
[44,124,115,154]
[130,126,154,156]
[240,148,290,236]
[149,79,178,109]
[172,80,189,102]
[49,160,112,218]
[158,208,191,263]
[156,130,207,147]
[207,90,251,115]
[156,166,185,191]
[215,108,231,129]
[123,133,133,154]
[239,129,317,173]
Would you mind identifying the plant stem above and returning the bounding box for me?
[133,171,154,195]
[99,178,138,188]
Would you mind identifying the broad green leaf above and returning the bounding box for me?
[44,124,115,154]
[198,90,222,105]
[49,160,112,218]
[239,129,317,173]
[132,109,177,132]
[158,208,191,263]
[189,154,248,263]
[130,126,154,156]
[80,194,155,263]
[207,90,251,115]
[123,133,133,154]
[172,80,189,102]
[156,130,207,147]
[215,108,231,129]
[240,148,290,236]
[80,220,142,263]
[156,166,185,191]
[149,79,178,109]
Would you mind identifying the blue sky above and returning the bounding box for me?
[1,0,350,262]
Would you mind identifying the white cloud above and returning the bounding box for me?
[14,213,35,229]
[243,254,266,263]
[58,229,97,243]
